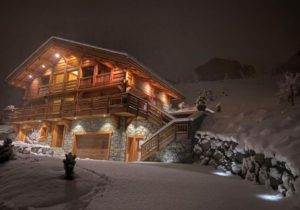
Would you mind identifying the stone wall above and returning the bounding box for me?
[66,116,158,161]
[193,131,297,197]
[68,117,121,160]
[126,118,158,139]
[12,117,160,161]
[156,134,193,163]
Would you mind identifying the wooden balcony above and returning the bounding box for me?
[37,80,78,97]
[31,72,125,99]
[7,93,173,125]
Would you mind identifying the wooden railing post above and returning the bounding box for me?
[107,96,109,114]
[137,99,139,116]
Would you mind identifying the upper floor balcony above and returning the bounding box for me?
[26,70,125,99]
[7,93,174,126]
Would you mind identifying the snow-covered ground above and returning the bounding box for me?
[0,156,297,210]
[177,76,300,205]
[177,77,300,173]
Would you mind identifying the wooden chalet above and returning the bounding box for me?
[5,37,196,161]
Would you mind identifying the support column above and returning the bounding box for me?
[118,116,127,161]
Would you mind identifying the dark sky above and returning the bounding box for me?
[0,0,299,108]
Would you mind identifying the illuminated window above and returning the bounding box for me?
[52,99,61,113]
[53,74,64,83]
[39,127,48,141]
[68,71,78,81]
[64,97,74,102]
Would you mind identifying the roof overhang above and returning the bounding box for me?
[6,36,185,99]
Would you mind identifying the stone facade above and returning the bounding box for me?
[64,116,159,161]
[15,116,186,162]
[126,118,158,139]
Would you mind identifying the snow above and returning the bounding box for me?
[0,156,297,210]
[175,76,300,205]
[0,125,14,134]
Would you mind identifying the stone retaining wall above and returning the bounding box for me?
[193,131,297,197]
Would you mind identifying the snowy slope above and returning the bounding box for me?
[0,157,296,210]
[176,76,300,173]
[176,76,300,205]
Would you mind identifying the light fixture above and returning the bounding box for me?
[256,194,284,201]
[54,53,60,58]
[28,74,33,79]
[212,170,232,177]
[41,64,46,69]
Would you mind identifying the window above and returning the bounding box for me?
[64,97,74,102]
[53,74,64,83]
[41,75,50,85]
[68,70,78,81]
[52,99,61,113]
[98,63,111,74]
[39,127,48,142]
[82,66,94,77]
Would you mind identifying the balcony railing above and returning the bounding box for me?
[31,72,125,99]
[8,93,174,125]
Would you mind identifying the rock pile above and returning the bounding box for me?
[193,131,297,197]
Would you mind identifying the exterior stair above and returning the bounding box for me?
[139,97,204,161]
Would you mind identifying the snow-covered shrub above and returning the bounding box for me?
[13,141,54,157]
[63,152,77,179]
[278,72,300,105]
[0,138,13,163]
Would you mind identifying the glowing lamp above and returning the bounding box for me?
[212,170,232,177]
[54,53,60,58]
[256,194,284,201]
[41,64,46,69]
[28,74,33,79]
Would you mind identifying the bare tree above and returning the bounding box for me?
[279,72,300,106]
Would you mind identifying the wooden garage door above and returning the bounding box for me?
[75,133,111,160]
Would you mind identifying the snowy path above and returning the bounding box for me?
[0,157,297,210]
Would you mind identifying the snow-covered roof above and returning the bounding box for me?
[6,36,184,99]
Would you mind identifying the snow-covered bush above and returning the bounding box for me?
[63,152,77,179]
[13,141,54,157]
[0,138,13,163]
[278,72,300,105]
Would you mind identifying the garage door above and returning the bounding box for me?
[75,133,111,160]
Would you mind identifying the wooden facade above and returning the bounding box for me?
[5,37,189,161]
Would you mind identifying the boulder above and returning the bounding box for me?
[213,150,223,160]
[258,166,268,185]
[201,157,210,165]
[201,140,211,151]
[255,153,265,166]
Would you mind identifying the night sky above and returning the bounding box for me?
[0,0,299,108]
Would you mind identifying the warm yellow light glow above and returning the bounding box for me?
[159,92,168,104]
[41,64,46,69]
[55,53,60,58]
[28,74,33,79]
[144,82,153,96]
[43,69,52,76]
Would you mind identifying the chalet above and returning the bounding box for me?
[5,37,201,162]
